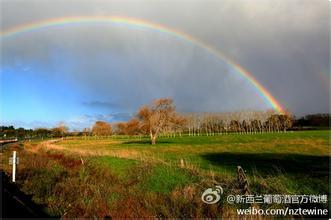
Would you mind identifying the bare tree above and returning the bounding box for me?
[137,98,181,145]
[92,121,112,137]
[114,122,127,135]
[52,122,69,138]
[281,114,293,132]
[125,118,141,135]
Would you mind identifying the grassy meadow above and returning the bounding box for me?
[1,130,330,218]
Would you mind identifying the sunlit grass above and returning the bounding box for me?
[2,130,328,217]
[138,165,200,193]
[51,130,330,196]
[56,130,330,169]
[89,156,138,179]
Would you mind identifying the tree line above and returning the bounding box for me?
[1,98,329,144]
[293,114,330,128]
[0,123,68,140]
[103,98,294,144]
[181,111,293,136]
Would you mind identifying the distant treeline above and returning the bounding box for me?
[0,124,68,140]
[293,113,330,129]
[1,113,329,140]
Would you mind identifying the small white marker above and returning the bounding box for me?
[9,151,19,182]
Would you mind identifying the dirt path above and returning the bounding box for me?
[35,139,171,165]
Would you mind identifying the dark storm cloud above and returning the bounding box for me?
[1,0,329,124]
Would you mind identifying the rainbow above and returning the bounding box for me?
[0,16,285,114]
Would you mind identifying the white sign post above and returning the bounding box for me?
[13,151,16,182]
[9,151,19,182]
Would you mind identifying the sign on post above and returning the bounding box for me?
[9,156,19,164]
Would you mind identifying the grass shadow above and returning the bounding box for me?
[200,152,330,176]
[1,171,53,218]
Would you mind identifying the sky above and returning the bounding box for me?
[0,0,329,130]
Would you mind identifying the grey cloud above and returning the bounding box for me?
[1,0,329,118]
[66,113,132,130]
[82,101,121,109]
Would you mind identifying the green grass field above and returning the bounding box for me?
[1,130,329,217]
[54,131,330,195]
[58,131,330,182]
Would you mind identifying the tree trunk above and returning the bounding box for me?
[151,135,157,145]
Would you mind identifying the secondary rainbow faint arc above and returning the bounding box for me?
[0,15,285,114]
